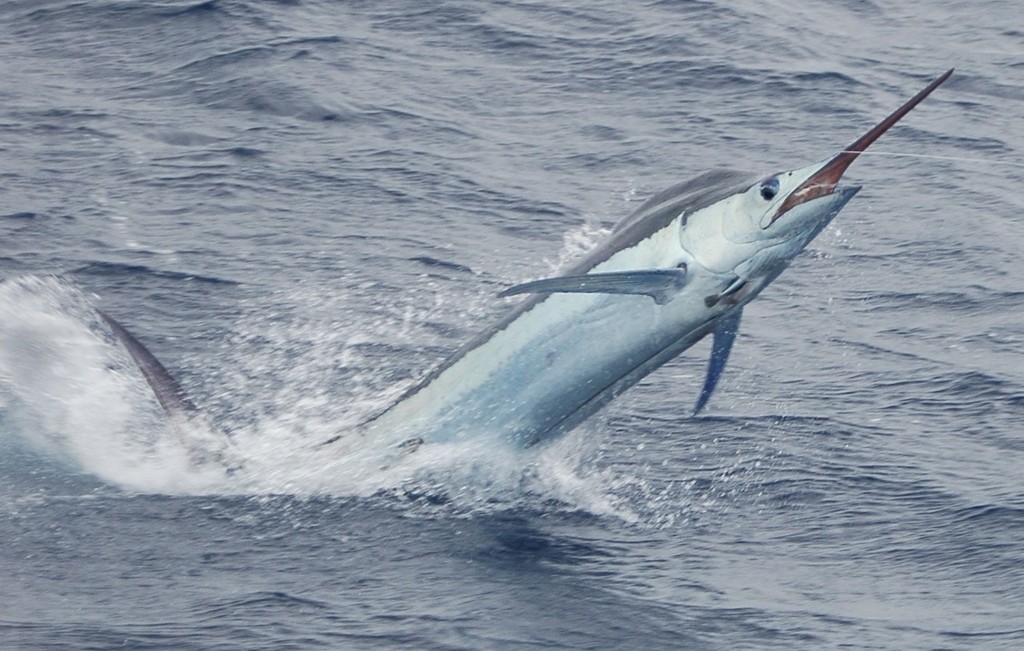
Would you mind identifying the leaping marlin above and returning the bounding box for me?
[100,70,953,459]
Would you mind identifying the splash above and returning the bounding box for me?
[0,266,745,526]
[543,221,612,274]
[0,276,226,492]
[0,275,638,519]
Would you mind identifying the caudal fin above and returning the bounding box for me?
[97,309,201,418]
[97,309,234,467]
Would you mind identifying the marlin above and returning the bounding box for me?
[101,70,953,459]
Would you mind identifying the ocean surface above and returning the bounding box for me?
[1,1,1022,649]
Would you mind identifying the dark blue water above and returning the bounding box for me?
[2,1,1023,648]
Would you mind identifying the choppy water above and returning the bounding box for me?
[1,1,1023,648]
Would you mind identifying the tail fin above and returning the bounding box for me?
[98,309,234,467]
[97,309,201,418]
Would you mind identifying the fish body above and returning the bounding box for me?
[99,71,954,458]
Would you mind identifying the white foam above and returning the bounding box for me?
[0,277,227,493]
[0,273,703,523]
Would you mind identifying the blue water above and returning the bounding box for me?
[2,1,1023,648]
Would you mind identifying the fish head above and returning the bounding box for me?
[706,69,953,280]
[720,164,859,244]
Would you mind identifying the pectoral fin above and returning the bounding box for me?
[693,307,742,415]
[499,268,688,305]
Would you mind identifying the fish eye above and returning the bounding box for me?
[759,177,780,201]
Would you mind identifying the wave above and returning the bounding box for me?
[73,260,239,286]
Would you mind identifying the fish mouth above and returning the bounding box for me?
[770,68,953,224]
